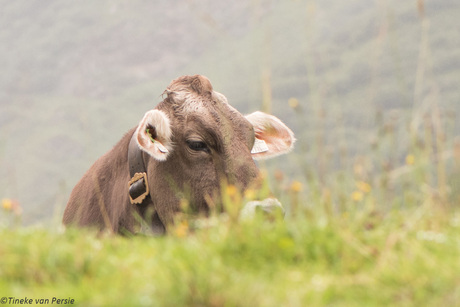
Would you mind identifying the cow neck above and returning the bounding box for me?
[128,132,166,235]
[128,132,148,187]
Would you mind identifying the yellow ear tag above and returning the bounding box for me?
[146,128,155,143]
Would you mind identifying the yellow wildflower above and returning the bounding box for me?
[356,181,371,193]
[351,191,364,202]
[406,154,415,165]
[290,181,302,193]
[1,198,22,215]
[226,185,238,197]
[244,188,256,200]
[2,198,12,211]
[288,98,299,109]
[174,220,189,238]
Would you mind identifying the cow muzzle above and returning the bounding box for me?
[239,198,285,220]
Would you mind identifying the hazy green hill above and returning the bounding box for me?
[0,0,458,223]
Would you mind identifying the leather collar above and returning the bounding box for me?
[128,132,165,234]
[128,132,150,204]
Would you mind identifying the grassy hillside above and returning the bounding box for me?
[1,202,459,306]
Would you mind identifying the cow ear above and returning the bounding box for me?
[135,110,173,161]
[245,111,295,160]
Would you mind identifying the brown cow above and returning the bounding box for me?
[63,75,295,234]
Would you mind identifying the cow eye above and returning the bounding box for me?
[187,140,209,153]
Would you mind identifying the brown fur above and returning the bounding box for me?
[63,75,291,234]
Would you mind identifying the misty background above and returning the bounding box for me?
[0,0,458,224]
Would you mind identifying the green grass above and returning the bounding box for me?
[1,200,459,306]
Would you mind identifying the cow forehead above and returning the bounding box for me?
[172,90,232,114]
[193,97,250,132]
[160,75,254,143]
[168,92,253,146]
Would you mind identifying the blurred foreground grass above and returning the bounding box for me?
[1,196,459,306]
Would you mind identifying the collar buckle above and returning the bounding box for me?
[128,172,149,205]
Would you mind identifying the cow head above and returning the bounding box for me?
[134,75,295,227]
